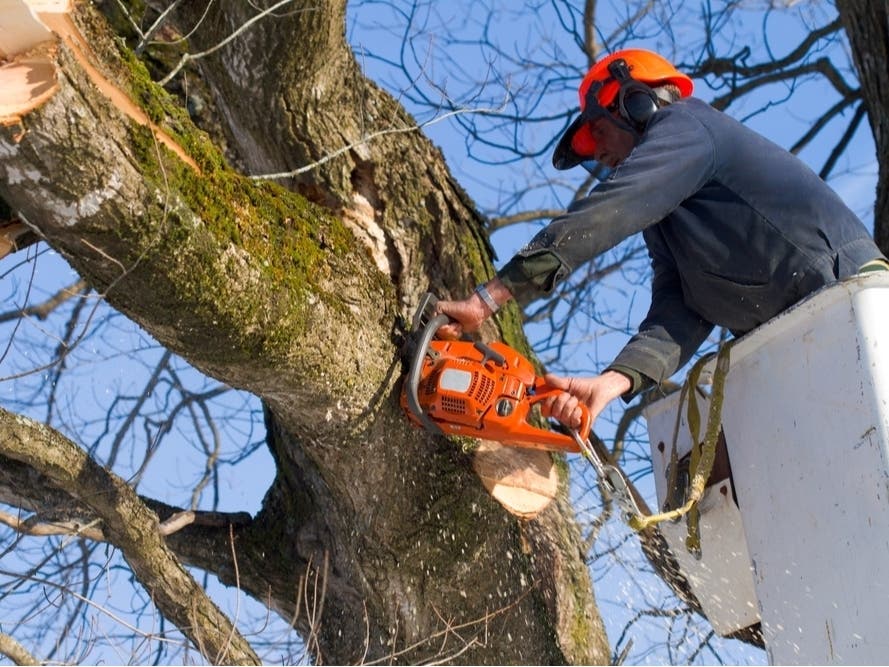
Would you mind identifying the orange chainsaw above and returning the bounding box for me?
[400,293,591,451]
[400,293,646,524]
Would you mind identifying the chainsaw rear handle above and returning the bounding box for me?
[527,385,593,444]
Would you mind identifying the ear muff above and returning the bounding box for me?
[607,59,659,130]
[618,82,659,127]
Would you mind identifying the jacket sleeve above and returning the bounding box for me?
[607,229,714,397]
[498,102,715,305]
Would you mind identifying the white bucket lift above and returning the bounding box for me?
[643,272,889,665]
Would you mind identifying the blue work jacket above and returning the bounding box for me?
[498,97,884,394]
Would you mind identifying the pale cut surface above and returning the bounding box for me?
[473,440,558,519]
[0,52,58,124]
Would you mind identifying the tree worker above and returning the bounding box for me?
[436,48,888,430]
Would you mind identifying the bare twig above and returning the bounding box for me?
[159,511,196,536]
[136,0,187,52]
[363,586,535,665]
[0,279,88,324]
[0,509,105,541]
[216,523,243,665]
[251,104,507,181]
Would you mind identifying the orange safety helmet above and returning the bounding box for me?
[553,49,693,171]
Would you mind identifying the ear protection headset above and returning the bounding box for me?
[584,58,660,132]
[606,58,660,129]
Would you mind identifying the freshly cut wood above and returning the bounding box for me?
[473,440,559,519]
[0,0,198,170]
[37,11,199,171]
[0,50,58,126]
[0,1,69,126]
[0,221,31,259]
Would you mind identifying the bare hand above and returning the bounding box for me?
[434,295,488,339]
[435,279,512,339]
[540,371,632,429]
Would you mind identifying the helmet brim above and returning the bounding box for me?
[553,101,620,171]
[552,115,594,171]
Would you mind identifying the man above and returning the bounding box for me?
[437,48,887,429]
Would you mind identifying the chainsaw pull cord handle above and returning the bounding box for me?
[405,311,451,435]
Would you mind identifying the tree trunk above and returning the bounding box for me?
[0,2,608,663]
[836,0,889,251]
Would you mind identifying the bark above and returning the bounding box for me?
[0,632,38,667]
[835,0,889,252]
[0,2,608,664]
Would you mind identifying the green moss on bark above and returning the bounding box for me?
[112,111,384,368]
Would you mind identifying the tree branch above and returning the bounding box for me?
[0,632,38,667]
[0,407,261,665]
[0,279,88,325]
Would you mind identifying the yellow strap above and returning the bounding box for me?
[684,360,705,552]
[630,342,732,532]
[662,380,691,511]
[859,258,889,273]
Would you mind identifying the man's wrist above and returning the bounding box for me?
[604,364,655,403]
[474,283,500,313]
[601,369,633,397]
[474,279,513,315]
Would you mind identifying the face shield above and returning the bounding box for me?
[552,72,636,173]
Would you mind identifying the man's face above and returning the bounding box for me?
[587,115,636,168]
